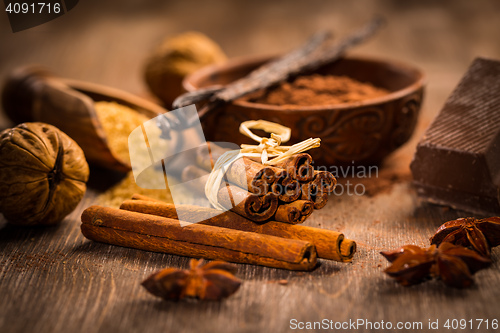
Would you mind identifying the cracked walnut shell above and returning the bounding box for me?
[0,123,89,225]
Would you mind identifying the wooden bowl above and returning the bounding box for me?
[2,66,167,172]
[183,55,425,167]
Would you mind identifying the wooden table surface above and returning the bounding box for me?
[1,1,500,332]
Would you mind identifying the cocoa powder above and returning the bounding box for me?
[249,74,389,107]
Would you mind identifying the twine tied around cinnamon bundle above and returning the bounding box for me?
[205,120,321,210]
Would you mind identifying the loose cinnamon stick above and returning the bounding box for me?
[81,205,317,270]
[197,142,276,196]
[121,199,355,262]
[274,200,314,224]
[217,183,278,222]
[340,238,356,262]
[301,182,329,209]
[274,153,314,182]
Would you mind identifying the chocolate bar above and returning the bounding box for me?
[411,57,500,214]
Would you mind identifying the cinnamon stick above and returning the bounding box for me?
[180,164,278,222]
[313,170,337,193]
[274,200,313,224]
[217,183,278,222]
[340,238,356,262]
[301,182,329,209]
[81,205,317,270]
[274,153,314,182]
[197,142,276,196]
[270,168,301,202]
[195,144,300,202]
[121,199,355,262]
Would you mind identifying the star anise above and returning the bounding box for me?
[142,259,241,301]
[430,217,500,257]
[381,242,491,288]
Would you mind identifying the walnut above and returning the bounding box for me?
[0,123,89,225]
[144,31,227,106]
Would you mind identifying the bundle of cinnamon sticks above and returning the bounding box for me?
[80,145,354,271]
[183,142,337,224]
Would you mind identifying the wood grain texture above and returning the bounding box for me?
[1,1,500,332]
[1,186,500,333]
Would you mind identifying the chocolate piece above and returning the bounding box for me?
[410,57,500,214]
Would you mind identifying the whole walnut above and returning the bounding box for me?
[144,31,227,107]
[0,123,89,225]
